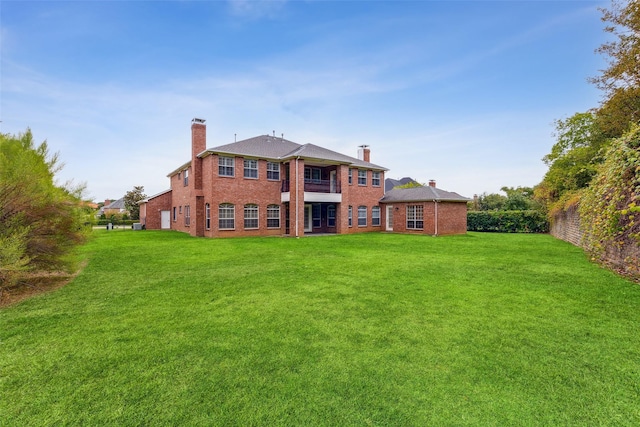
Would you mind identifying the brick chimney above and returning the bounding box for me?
[428,180,436,187]
[191,118,206,191]
[358,145,371,162]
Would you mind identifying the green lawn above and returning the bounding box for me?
[1,231,639,425]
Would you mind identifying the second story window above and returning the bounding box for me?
[358,170,367,186]
[267,162,280,180]
[219,156,234,177]
[244,159,258,178]
[183,168,189,186]
[348,168,353,185]
[372,171,380,187]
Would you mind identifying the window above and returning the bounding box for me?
[358,206,367,226]
[244,159,258,179]
[407,205,424,229]
[348,168,353,185]
[348,206,353,227]
[205,203,211,230]
[372,171,381,187]
[327,205,336,227]
[267,205,280,228]
[173,207,177,222]
[219,156,234,176]
[358,170,367,186]
[219,203,235,229]
[267,162,280,180]
[305,167,321,182]
[244,204,258,229]
[184,205,191,226]
[372,206,380,226]
[312,204,321,228]
[183,168,189,186]
[179,206,182,214]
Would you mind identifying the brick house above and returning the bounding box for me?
[139,118,388,237]
[379,181,470,235]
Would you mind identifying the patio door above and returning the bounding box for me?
[304,204,312,232]
[386,205,393,231]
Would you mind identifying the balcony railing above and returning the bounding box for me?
[281,179,341,193]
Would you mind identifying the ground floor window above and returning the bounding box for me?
[348,206,353,227]
[173,207,177,221]
[407,205,424,229]
[185,205,191,226]
[372,206,380,226]
[327,205,336,227]
[267,204,280,228]
[244,204,258,229]
[312,204,321,228]
[358,206,367,226]
[205,203,211,230]
[219,203,235,229]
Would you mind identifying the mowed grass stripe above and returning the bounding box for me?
[1,231,639,425]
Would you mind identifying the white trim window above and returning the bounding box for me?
[219,156,234,177]
[348,206,353,227]
[183,168,189,186]
[244,204,259,229]
[358,170,367,186]
[407,205,424,229]
[267,162,280,180]
[267,204,280,228]
[327,205,336,227]
[372,171,381,187]
[372,206,380,226]
[358,206,367,226]
[205,203,211,230]
[219,203,235,229]
[184,205,191,226]
[244,159,258,179]
[348,168,353,185]
[312,204,321,228]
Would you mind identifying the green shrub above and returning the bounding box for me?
[467,210,549,233]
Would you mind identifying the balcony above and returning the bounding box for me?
[281,179,342,203]
[281,179,341,194]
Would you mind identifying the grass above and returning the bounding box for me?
[1,230,639,425]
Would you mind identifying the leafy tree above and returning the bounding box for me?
[123,186,147,220]
[475,192,507,211]
[0,129,88,288]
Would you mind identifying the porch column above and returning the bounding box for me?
[288,158,305,237]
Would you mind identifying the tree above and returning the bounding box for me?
[123,186,147,220]
[0,129,88,288]
[394,181,425,189]
[591,0,640,95]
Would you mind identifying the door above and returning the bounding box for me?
[386,205,393,231]
[161,210,170,229]
[330,170,337,193]
[304,204,312,232]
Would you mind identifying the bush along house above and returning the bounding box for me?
[139,118,388,237]
[139,118,470,237]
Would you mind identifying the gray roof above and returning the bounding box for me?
[200,135,387,171]
[105,197,126,209]
[380,186,470,203]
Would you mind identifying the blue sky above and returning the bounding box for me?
[1,0,609,202]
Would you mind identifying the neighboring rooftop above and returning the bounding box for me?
[380,185,470,203]
[385,177,420,192]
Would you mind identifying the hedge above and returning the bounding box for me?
[95,219,137,226]
[467,210,549,233]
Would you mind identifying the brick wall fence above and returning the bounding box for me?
[551,204,639,281]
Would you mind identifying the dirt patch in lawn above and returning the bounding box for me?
[0,267,83,308]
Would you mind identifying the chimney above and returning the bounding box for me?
[191,118,206,190]
[191,118,206,158]
[104,199,111,207]
[428,180,436,187]
[357,145,371,162]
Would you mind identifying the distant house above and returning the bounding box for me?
[384,177,420,192]
[379,181,470,235]
[102,198,128,217]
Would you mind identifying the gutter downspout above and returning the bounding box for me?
[434,200,439,236]
[295,156,300,238]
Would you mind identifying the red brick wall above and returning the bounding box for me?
[340,168,385,234]
[141,191,172,230]
[382,201,467,236]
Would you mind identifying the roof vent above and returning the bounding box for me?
[192,118,206,124]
